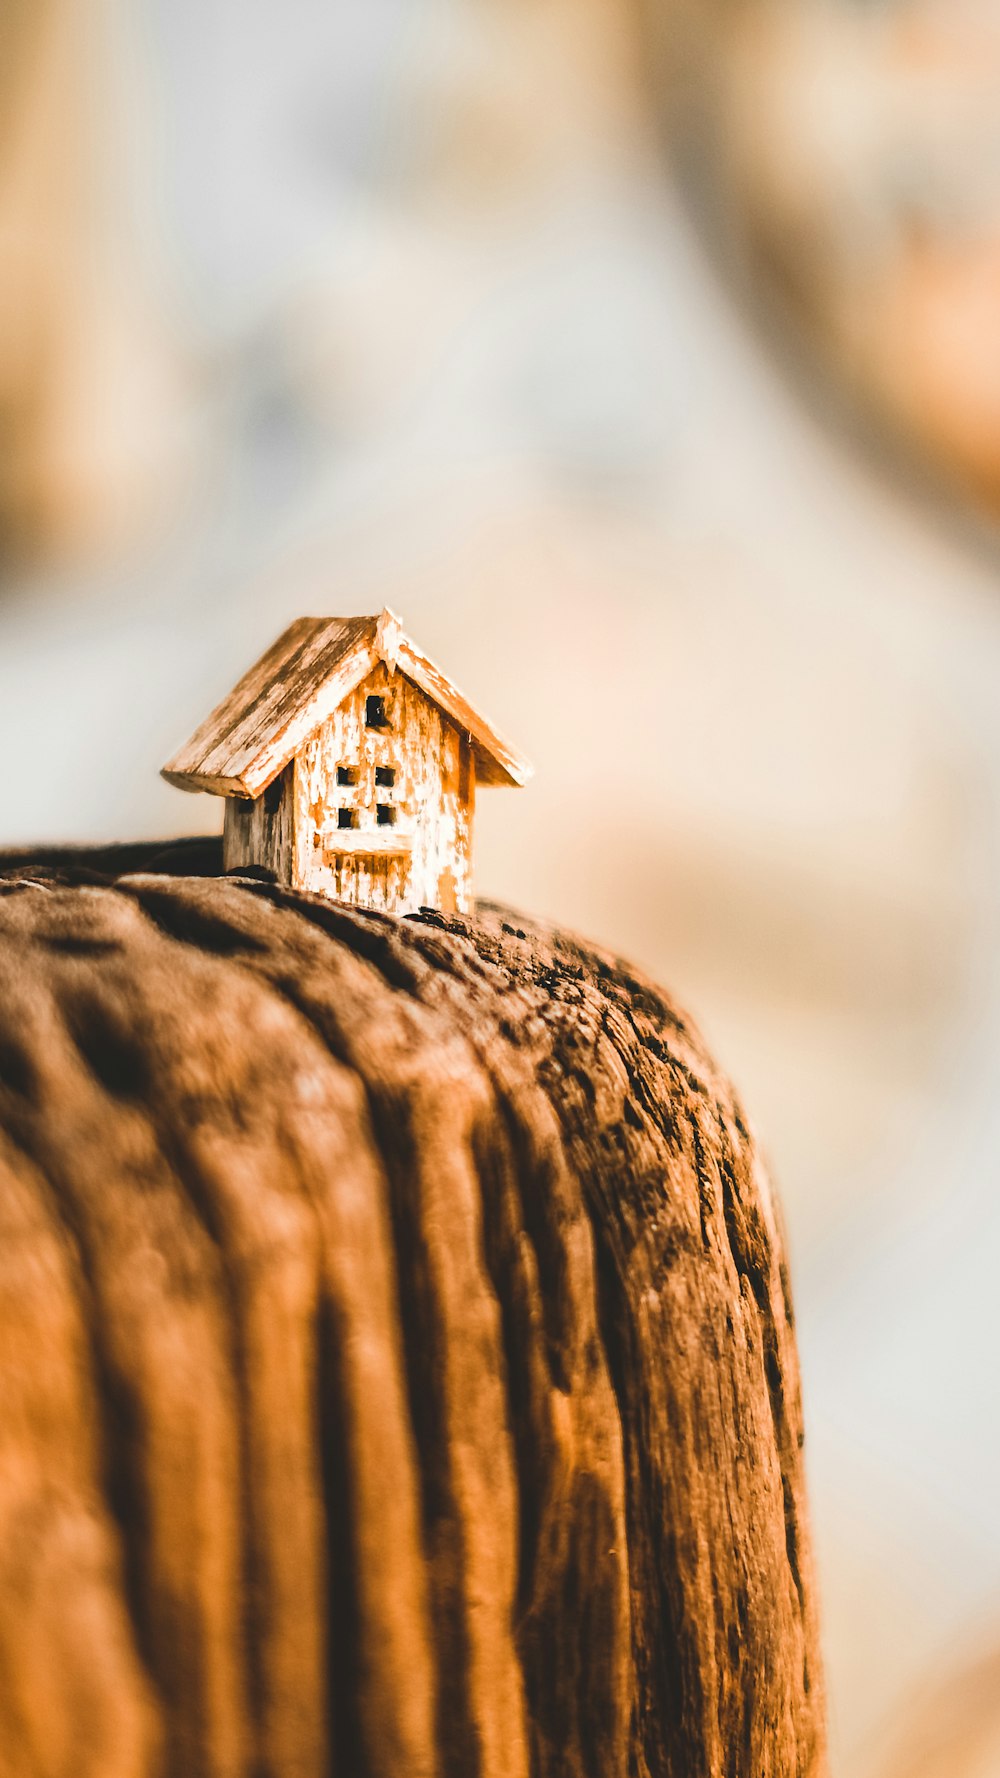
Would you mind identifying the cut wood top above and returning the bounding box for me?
[161,608,532,797]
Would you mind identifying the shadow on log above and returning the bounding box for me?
[0,840,825,1778]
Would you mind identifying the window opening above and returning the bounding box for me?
[365,694,390,730]
[264,778,283,815]
[376,805,396,827]
[337,808,357,830]
[375,765,396,788]
[337,765,358,786]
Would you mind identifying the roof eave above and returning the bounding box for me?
[472,748,533,789]
[386,625,531,789]
[161,629,378,798]
[160,766,253,797]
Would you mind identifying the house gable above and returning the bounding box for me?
[292,659,475,914]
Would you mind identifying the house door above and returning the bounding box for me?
[327,850,411,913]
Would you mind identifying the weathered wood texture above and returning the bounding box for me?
[294,660,475,913]
[174,612,511,915]
[221,662,476,913]
[223,765,296,887]
[0,841,825,1778]
[161,610,529,797]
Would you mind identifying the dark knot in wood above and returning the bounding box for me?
[0,840,825,1778]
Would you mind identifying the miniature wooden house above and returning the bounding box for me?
[162,609,530,915]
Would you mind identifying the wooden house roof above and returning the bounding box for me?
[161,608,531,797]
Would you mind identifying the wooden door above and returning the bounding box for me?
[327,851,411,912]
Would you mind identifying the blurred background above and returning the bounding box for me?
[2,1,1000,1772]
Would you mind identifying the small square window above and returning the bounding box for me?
[375,764,396,788]
[365,694,390,730]
[376,805,396,827]
[337,808,357,830]
[336,765,358,786]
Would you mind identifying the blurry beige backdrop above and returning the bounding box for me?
[2,3,1000,1774]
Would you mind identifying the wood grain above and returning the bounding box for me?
[0,840,825,1778]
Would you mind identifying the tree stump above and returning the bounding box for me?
[0,842,825,1778]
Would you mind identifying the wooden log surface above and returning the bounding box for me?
[0,840,825,1778]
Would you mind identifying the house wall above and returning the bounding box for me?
[292,661,475,914]
[222,762,295,882]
